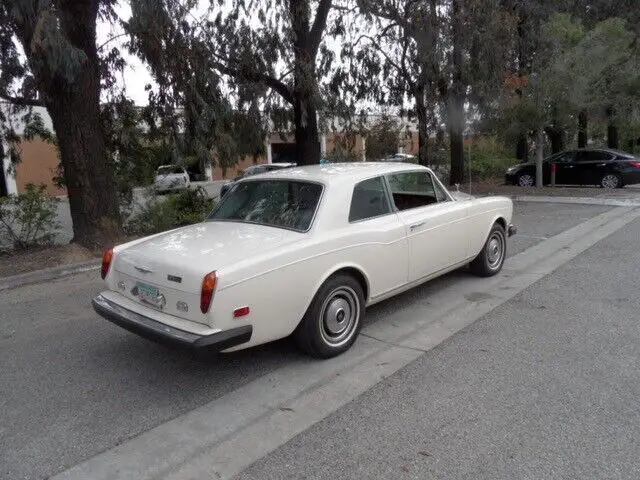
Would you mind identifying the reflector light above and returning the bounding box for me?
[233,306,250,318]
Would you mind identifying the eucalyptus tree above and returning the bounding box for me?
[0,0,123,247]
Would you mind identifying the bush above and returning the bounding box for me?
[0,184,59,250]
[467,146,521,180]
[125,186,215,236]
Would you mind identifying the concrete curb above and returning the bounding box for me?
[509,195,640,207]
[0,259,100,292]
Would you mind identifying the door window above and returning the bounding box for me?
[349,176,392,222]
[386,171,444,211]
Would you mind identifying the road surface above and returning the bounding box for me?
[1,201,638,479]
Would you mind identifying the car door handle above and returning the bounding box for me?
[410,222,425,231]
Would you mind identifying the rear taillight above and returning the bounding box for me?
[200,271,218,314]
[629,161,640,169]
[101,248,114,279]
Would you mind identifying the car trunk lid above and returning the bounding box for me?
[113,221,301,293]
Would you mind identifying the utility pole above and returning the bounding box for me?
[532,71,544,188]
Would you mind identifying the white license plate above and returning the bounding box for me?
[136,283,164,308]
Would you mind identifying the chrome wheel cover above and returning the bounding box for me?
[486,231,505,270]
[319,286,360,347]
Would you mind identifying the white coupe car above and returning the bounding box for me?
[94,163,516,358]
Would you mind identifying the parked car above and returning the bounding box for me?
[93,163,516,359]
[505,148,640,188]
[154,165,190,193]
[382,153,417,163]
[219,162,296,197]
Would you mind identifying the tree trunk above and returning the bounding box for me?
[578,110,588,148]
[293,94,320,166]
[448,0,465,186]
[290,0,321,166]
[516,135,528,161]
[36,2,121,248]
[544,126,565,154]
[415,88,429,167]
[606,106,618,149]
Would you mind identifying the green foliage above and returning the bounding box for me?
[0,184,59,250]
[497,13,639,148]
[125,186,215,236]
[365,114,403,160]
[467,145,520,180]
[324,145,361,163]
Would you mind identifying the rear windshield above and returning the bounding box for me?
[209,180,323,232]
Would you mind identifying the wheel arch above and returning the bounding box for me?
[295,263,371,331]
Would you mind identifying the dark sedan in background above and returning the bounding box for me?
[505,148,640,188]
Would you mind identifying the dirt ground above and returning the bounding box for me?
[0,243,99,278]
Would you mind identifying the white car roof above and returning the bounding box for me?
[251,162,430,185]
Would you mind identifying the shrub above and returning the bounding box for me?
[467,146,521,180]
[125,186,215,236]
[0,184,59,250]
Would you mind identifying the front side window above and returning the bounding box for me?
[387,171,440,211]
[209,180,323,232]
[349,176,392,222]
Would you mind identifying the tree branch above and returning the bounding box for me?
[309,0,332,58]
[97,32,129,51]
[0,94,44,107]
[212,60,294,104]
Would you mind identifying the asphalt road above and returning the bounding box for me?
[238,215,640,480]
[0,202,621,479]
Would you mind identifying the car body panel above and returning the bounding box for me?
[97,162,514,353]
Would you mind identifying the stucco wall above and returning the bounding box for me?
[15,138,66,197]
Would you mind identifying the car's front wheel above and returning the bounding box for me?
[517,173,535,187]
[470,223,507,277]
[294,273,365,358]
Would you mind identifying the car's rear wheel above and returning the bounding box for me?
[470,223,506,277]
[600,173,622,189]
[517,173,534,187]
[294,273,365,358]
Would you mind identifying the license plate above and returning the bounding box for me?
[136,282,164,309]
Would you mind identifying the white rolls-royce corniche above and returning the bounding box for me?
[93,162,516,358]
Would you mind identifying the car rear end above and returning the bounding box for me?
[618,157,640,186]
[154,166,189,193]
[94,237,253,352]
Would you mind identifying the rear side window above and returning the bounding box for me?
[349,176,392,222]
[577,151,615,162]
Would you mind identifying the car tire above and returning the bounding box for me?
[516,173,535,187]
[600,173,622,189]
[470,223,507,277]
[294,273,365,358]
